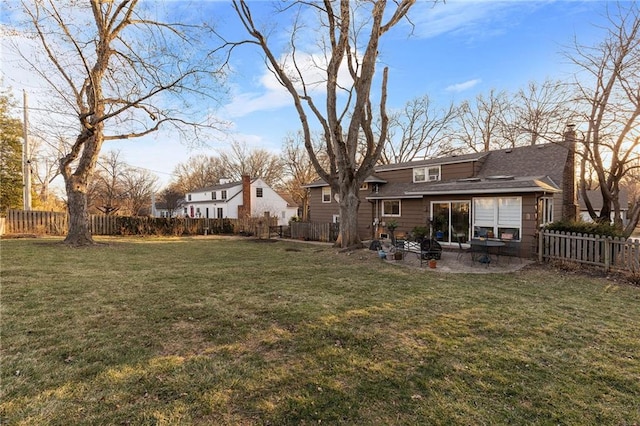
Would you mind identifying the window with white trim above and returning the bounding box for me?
[322,187,331,203]
[211,192,216,200]
[413,166,441,183]
[256,188,263,197]
[539,196,554,226]
[221,190,227,200]
[382,200,401,217]
[472,196,521,240]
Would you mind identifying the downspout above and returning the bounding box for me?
[368,199,375,240]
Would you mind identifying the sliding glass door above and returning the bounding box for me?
[431,201,470,244]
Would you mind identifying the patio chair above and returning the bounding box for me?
[420,238,442,260]
[456,236,473,261]
[501,240,522,264]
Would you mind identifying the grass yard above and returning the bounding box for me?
[1,236,639,425]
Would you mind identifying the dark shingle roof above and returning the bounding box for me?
[303,174,387,188]
[374,151,488,172]
[477,143,569,186]
[192,180,241,193]
[365,176,560,199]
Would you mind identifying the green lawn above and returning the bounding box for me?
[1,236,639,425]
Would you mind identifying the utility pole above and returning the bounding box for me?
[23,90,32,211]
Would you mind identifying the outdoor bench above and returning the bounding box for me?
[394,239,442,266]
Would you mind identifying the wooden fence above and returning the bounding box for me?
[2,209,277,237]
[290,222,339,242]
[539,230,640,274]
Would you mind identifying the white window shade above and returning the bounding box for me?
[473,198,495,225]
[498,197,521,225]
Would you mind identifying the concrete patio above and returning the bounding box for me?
[378,244,534,274]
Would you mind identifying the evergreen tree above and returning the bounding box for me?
[0,91,24,212]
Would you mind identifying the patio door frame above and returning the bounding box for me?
[430,200,471,245]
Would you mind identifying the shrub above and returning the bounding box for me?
[410,226,429,241]
[544,220,623,238]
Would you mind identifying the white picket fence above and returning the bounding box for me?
[539,230,640,273]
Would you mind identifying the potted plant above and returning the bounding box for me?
[386,220,398,245]
[428,258,437,268]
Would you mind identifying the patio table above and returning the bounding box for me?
[469,239,506,265]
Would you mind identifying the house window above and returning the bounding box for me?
[428,167,441,181]
[212,192,216,200]
[217,208,223,218]
[473,197,521,240]
[221,190,227,200]
[413,166,441,182]
[322,187,331,203]
[382,200,401,217]
[187,194,192,201]
[431,201,470,244]
[539,196,554,226]
[256,188,263,198]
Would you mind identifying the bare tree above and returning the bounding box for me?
[380,95,458,164]
[513,80,574,146]
[172,154,228,193]
[232,0,417,247]
[90,150,125,215]
[120,167,159,216]
[159,186,185,218]
[219,140,284,187]
[453,89,512,152]
[15,0,227,245]
[281,131,323,220]
[566,2,640,235]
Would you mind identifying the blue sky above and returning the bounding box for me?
[0,1,613,188]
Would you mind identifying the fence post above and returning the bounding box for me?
[603,236,611,273]
[538,230,544,263]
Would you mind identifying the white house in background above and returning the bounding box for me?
[183,175,298,226]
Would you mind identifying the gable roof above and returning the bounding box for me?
[191,180,242,193]
[277,192,299,208]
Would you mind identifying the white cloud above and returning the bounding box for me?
[445,78,481,93]
[408,1,539,40]
[221,50,356,119]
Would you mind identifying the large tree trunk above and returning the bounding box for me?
[337,180,361,247]
[63,174,94,245]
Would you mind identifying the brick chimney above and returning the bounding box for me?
[561,125,578,221]
[238,175,251,218]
